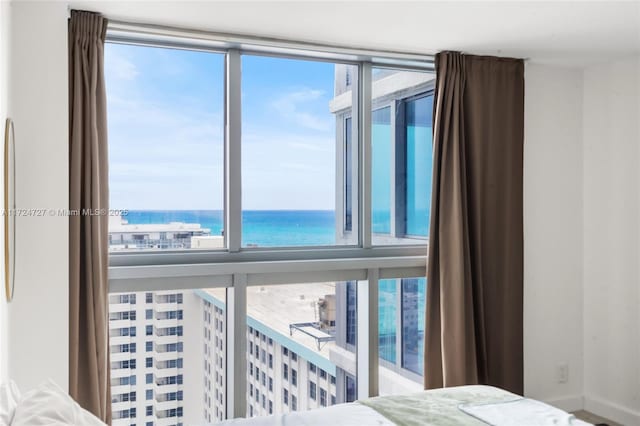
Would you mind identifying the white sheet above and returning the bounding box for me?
[218,402,395,426]
[459,398,592,426]
[11,380,106,426]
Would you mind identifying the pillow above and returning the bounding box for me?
[11,380,106,426]
[0,380,20,426]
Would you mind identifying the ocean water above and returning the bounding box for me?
[123,210,336,247]
[123,209,429,247]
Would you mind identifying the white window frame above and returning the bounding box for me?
[105,20,434,420]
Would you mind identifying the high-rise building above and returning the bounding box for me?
[109,291,186,426]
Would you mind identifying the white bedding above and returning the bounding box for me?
[218,385,593,426]
[0,380,106,426]
[218,402,394,426]
[459,398,590,426]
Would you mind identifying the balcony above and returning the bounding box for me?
[156,416,180,426]
[109,302,134,312]
[154,349,178,362]
[108,319,132,330]
[109,335,132,346]
[154,333,179,346]
[154,366,179,378]
[154,317,180,329]
[109,351,133,363]
[154,397,180,412]
[110,400,131,412]
[154,303,179,313]
[110,384,132,396]
[154,381,179,395]
[109,367,131,379]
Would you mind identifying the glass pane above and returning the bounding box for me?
[372,108,392,234]
[401,278,426,375]
[406,98,433,237]
[377,276,426,396]
[109,290,217,424]
[106,43,225,252]
[245,282,354,418]
[242,55,358,247]
[378,279,396,363]
[370,68,435,245]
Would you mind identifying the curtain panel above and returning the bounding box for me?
[425,51,524,395]
[68,10,111,423]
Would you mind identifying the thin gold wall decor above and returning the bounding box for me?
[4,118,15,302]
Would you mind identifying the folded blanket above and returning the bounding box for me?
[459,398,581,426]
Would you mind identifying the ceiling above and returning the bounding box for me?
[68,0,640,67]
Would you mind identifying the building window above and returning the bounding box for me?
[291,369,297,386]
[309,382,317,400]
[346,374,356,403]
[283,364,288,380]
[145,373,153,384]
[320,389,327,406]
[283,389,289,405]
[291,395,297,411]
[308,362,316,374]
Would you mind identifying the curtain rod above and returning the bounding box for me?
[104,17,435,69]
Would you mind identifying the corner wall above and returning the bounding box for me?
[523,64,585,410]
[582,57,640,425]
[8,1,69,391]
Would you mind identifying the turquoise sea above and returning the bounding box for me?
[122,209,429,247]
[123,210,336,247]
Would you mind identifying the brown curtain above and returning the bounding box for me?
[68,10,111,423]
[425,52,524,395]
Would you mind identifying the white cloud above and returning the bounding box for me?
[105,49,139,81]
[270,88,332,131]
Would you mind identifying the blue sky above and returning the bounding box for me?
[105,43,337,210]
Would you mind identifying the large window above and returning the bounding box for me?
[242,56,358,247]
[106,43,225,252]
[368,68,434,245]
[106,26,433,424]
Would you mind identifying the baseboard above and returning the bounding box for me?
[543,395,585,413]
[584,395,640,426]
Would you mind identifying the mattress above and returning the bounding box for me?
[218,385,592,426]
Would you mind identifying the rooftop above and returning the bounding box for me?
[202,282,338,371]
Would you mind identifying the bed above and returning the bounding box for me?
[219,385,593,426]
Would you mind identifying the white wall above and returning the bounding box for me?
[8,1,69,391]
[583,57,640,425]
[523,64,585,410]
[0,0,11,384]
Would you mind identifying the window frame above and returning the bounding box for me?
[105,22,433,421]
